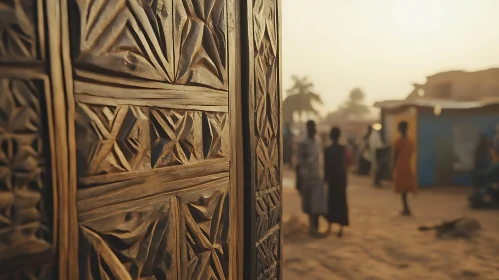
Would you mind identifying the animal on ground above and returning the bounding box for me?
[418,217,482,239]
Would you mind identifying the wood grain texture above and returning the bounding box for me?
[74,0,175,82]
[77,184,229,280]
[150,108,203,167]
[75,103,152,177]
[76,103,230,178]
[50,0,75,276]
[173,0,228,90]
[203,112,229,159]
[79,198,177,280]
[2,267,56,280]
[178,185,229,280]
[71,0,236,278]
[243,0,282,278]
[0,0,43,62]
[2,0,254,278]
[0,78,53,275]
[72,0,228,90]
[73,80,229,112]
[77,169,229,220]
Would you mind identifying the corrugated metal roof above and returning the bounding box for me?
[374,98,499,110]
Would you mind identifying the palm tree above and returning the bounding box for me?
[335,88,370,119]
[283,76,323,124]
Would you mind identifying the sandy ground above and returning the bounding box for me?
[282,168,499,280]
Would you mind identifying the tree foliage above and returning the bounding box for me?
[334,88,370,119]
[283,75,323,124]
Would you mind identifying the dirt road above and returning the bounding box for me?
[282,169,499,280]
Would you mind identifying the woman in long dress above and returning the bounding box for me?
[324,127,351,237]
[393,121,417,216]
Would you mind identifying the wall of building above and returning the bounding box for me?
[423,69,499,101]
[417,112,499,186]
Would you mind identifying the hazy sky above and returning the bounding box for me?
[282,0,499,114]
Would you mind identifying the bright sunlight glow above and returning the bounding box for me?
[283,0,499,113]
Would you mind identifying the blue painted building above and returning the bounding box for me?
[376,98,499,187]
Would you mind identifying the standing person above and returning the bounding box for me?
[369,127,384,187]
[297,120,327,236]
[358,126,372,175]
[324,127,352,238]
[283,123,294,167]
[393,121,417,216]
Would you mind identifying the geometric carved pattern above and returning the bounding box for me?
[76,103,228,179]
[255,188,280,278]
[0,78,52,270]
[0,0,40,61]
[150,109,202,168]
[255,188,280,240]
[248,0,281,278]
[75,0,175,82]
[3,267,55,280]
[74,0,228,90]
[256,225,279,280]
[75,103,151,177]
[78,200,177,280]
[202,112,229,159]
[77,185,229,280]
[256,138,279,191]
[179,187,229,280]
[174,0,227,89]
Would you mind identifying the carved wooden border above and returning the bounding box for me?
[0,0,72,278]
[243,0,282,279]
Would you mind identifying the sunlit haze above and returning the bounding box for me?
[282,0,499,114]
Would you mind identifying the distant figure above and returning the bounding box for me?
[369,128,384,187]
[324,127,351,238]
[393,121,416,216]
[297,120,327,236]
[357,126,372,175]
[347,136,358,162]
[283,123,294,167]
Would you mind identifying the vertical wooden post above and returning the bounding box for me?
[242,0,283,278]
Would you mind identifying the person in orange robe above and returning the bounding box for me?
[393,121,417,216]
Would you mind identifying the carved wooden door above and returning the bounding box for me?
[0,0,282,279]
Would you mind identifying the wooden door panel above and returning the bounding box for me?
[69,0,234,279]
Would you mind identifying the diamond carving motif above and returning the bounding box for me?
[0,78,52,266]
[202,112,228,159]
[149,109,202,168]
[179,187,229,280]
[256,138,279,192]
[76,103,151,177]
[174,0,227,89]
